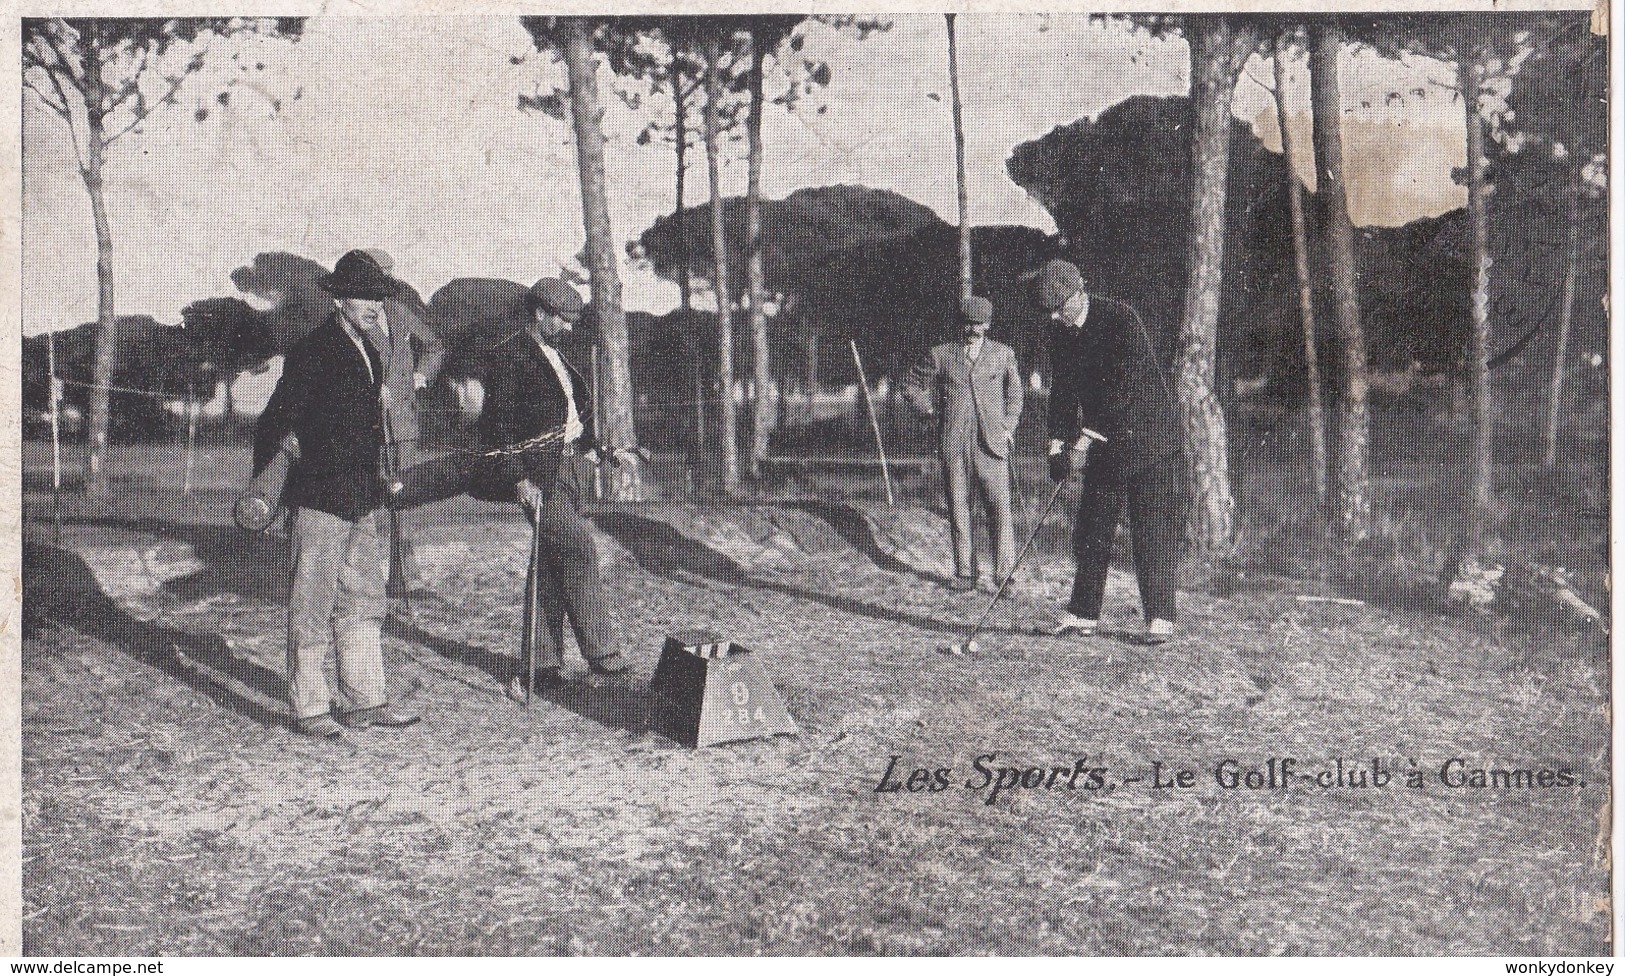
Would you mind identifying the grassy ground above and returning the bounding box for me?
[20,441,1611,955]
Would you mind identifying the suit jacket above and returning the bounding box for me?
[469,330,596,503]
[903,338,1024,460]
[253,315,386,521]
[378,297,445,452]
[1046,298,1179,474]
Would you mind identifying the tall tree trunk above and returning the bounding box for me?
[1308,22,1372,544]
[673,82,692,314]
[1542,166,1584,469]
[1175,16,1250,556]
[704,33,740,494]
[946,13,972,303]
[82,105,116,497]
[1459,44,1495,555]
[674,75,705,459]
[562,17,642,501]
[1272,36,1329,511]
[745,33,774,480]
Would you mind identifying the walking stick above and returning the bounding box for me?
[524,505,542,709]
[849,340,895,506]
[1009,446,1033,538]
[381,405,416,623]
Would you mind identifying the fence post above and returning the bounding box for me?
[47,330,63,541]
[182,382,198,496]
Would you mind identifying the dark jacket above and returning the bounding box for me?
[253,315,387,520]
[469,330,596,503]
[1046,297,1179,474]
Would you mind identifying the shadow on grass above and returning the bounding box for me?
[37,514,652,737]
[23,536,290,729]
[385,594,651,737]
[38,515,290,603]
[593,511,978,636]
[782,500,950,585]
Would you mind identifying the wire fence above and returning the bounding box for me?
[22,339,1606,601]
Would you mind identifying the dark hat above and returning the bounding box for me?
[1035,259,1085,312]
[960,296,993,324]
[319,249,401,300]
[527,277,585,322]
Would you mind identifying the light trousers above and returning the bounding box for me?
[287,507,390,721]
[943,436,1016,581]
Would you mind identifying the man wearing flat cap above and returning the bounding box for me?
[253,249,422,738]
[473,277,627,693]
[904,295,1025,591]
[359,249,445,594]
[1035,259,1182,644]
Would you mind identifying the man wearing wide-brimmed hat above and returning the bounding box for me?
[1034,258,1183,644]
[253,249,422,738]
[903,295,1025,591]
[474,276,627,695]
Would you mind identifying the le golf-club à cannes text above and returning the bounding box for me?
[873,754,1586,805]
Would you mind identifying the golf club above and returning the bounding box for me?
[939,428,1106,655]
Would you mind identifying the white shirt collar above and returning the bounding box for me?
[1052,291,1090,329]
[530,333,584,444]
[338,317,377,383]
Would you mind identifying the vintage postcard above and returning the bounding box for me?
[9,0,1613,957]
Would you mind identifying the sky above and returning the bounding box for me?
[21,14,1470,336]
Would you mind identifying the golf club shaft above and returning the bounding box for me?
[965,473,1070,641]
[963,430,1104,643]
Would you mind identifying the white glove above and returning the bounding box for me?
[517,478,544,515]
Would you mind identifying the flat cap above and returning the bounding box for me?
[960,296,993,324]
[1035,259,1085,312]
[527,277,584,322]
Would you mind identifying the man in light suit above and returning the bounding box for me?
[904,296,1025,592]
[360,248,445,595]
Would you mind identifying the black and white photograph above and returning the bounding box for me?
[14,2,1613,956]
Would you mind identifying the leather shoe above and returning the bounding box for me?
[947,576,977,593]
[508,670,566,701]
[337,704,422,729]
[587,654,630,675]
[296,715,345,739]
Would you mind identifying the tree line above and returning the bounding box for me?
[24,13,1605,589]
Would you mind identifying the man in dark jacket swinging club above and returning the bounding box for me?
[1035,259,1183,644]
[254,249,423,738]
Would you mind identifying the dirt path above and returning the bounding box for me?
[22,502,1610,954]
